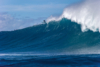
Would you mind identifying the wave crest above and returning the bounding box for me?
[47,0,100,32]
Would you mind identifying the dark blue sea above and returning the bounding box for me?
[0,54,100,67]
[0,18,100,67]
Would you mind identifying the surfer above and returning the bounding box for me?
[43,20,47,24]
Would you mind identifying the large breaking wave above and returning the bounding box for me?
[0,0,100,55]
[0,18,100,55]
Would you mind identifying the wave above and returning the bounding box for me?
[0,18,100,55]
[47,0,100,32]
[0,0,100,55]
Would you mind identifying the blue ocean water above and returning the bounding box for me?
[0,18,100,66]
[0,54,100,67]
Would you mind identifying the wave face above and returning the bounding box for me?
[47,0,100,32]
[0,18,100,55]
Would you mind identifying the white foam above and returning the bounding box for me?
[46,0,100,32]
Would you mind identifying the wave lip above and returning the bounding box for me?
[47,0,100,32]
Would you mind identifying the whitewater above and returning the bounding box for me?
[47,0,100,32]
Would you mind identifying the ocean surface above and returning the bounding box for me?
[0,18,100,67]
[0,54,100,67]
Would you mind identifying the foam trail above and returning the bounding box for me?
[46,0,100,32]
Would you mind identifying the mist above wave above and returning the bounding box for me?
[47,0,100,32]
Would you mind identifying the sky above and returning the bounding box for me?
[0,0,83,31]
[0,0,82,18]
